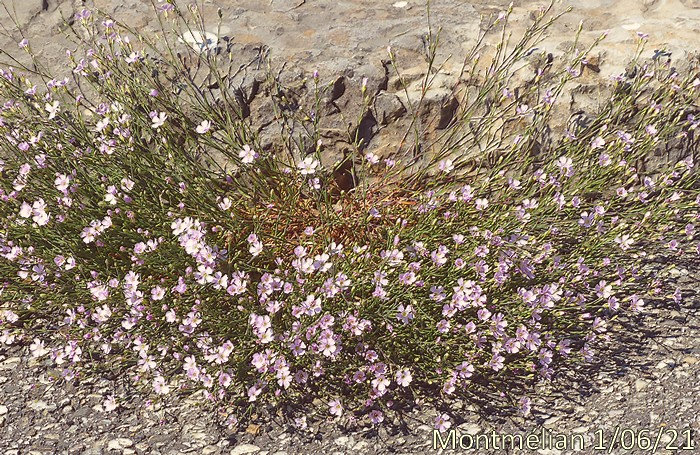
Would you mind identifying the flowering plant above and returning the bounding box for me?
[0,0,697,429]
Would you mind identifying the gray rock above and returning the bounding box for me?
[334,436,349,446]
[393,69,459,130]
[28,400,56,412]
[202,444,222,454]
[108,437,134,450]
[374,92,406,125]
[0,357,20,371]
[230,444,261,455]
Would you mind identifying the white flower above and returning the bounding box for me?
[151,112,167,129]
[590,136,605,149]
[165,309,177,323]
[297,156,320,175]
[103,395,118,412]
[95,117,109,132]
[196,119,211,134]
[94,304,112,323]
[218,197,232,211]
[45,101,60,119]
[595,280,613,299]
[101,216,112,229]
[475,198,489,210]
[0,330,15,345]
[249,241,263,257]
[153,376,170,395]
[111,102,123,113]
[556,156,572,171]
[614,234,634,250]
[31,198,49,226]
[125,52,140,64]
[104,191,118,205]
[438,159,454,174]
[29,338,48,357]
[54,174,70,192]
[239,144,258,164]
[19,201,32,218]
[328,399,343,417]
[120,177,134,192]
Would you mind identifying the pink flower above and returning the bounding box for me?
[396,304,414,324]
[519,396,531,416]
[437,319,451,333]
[247,382,263,402]
[672,288,682,305]
[629,295,645,313]
[395,368,412,387]
[438,159,454,174]
[218,372,232,388]
[328,399,343,417]
[590,136,605,149]
[369,410,384,424]
[153,376,170,395]
[489,354,505,371]
[365,152,380,164]
[434,413,451,431]
[456,361,474,378]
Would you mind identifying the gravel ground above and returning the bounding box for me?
[1,255,698,455]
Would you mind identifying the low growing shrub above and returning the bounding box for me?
[0,0,698,428]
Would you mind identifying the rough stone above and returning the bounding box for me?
[108,438,134,450]
[374,92,406,125]
[230,444,261,455]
